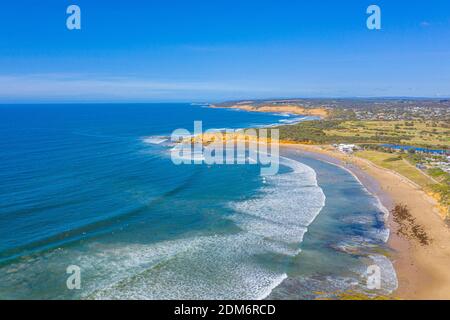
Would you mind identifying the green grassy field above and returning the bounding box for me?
[277,119,449,216]
[326,121,450,148]
[355,150,449,217]
[278,120,450,149]
[355,150,435,187]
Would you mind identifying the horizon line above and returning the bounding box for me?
[1,96,450,105]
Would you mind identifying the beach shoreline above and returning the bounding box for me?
[282,143,450,300]
[209,104,329,118]
[175,104,450,299]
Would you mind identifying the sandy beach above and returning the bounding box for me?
[210,104,329,118]
[283,143,450,300]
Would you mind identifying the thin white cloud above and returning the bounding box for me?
[0,73,447,102]
[0,73,272,102]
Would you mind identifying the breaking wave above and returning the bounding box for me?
[81,156,326,299]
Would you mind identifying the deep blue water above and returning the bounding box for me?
[0,103,396,299]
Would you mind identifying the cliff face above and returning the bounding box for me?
[210,104,329,118]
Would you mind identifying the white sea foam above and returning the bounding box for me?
[373,196,390,221]
[142,136,168,145]
[256,273,288,300]
[231,156,326,245]
[368,226,390,243]
[170,144,206,161]
[305,156,391,243]
[235,215,308,245]
[77,156,326,300]
[76,151,393,300]
[81,234,292,300]
[278,117,305,124]
[368,254,398,294]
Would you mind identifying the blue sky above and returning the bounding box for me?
[1,0,449,102]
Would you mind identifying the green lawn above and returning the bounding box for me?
[326,121,450,149]
[355,150,435,188]
[278,120,450,148]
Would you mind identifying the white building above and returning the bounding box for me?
[337,144,358,154]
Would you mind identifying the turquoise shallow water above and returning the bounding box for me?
[0,103,396,299]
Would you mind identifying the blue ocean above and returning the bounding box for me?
[0,103,396,299]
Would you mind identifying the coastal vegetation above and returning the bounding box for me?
[214,98,450,299]
[216,98,450,220]
[277,120,450,149]
[275,118,449,217]
[354,150,435,187]
[355,150,449,218]
[214,98,450,122]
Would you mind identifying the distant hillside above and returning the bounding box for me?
[212,98,450,121]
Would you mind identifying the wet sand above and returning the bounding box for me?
[283,143,450,300]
